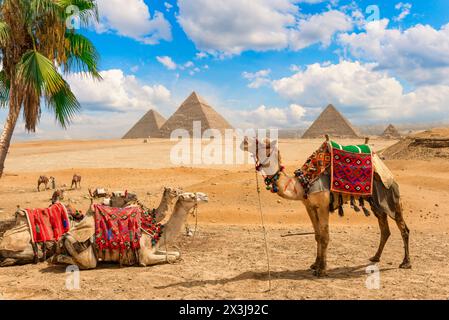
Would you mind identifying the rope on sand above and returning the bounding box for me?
[255,171,272,292]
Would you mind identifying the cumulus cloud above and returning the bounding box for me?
[339,19,449,86]
[177,0,353,56]
[230,104,307,128]
[288,10,353,50]
[242,69,272,88]
[156,56,177,70]
[66,69,171,113]
[95,0,171,44]
[272,60,449,121]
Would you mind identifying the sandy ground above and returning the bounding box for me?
[1,138,449,300]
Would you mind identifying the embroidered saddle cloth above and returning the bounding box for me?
[93,205,143,252]
[329,141,374,196]
[26,203,70,243]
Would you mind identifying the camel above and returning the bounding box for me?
[37,176,49,192]
[241,137,411,277]
[71,174,81,189]
[52,192,208,269]
[0,187,184,267]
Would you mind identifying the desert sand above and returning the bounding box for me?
[1,137,448,300]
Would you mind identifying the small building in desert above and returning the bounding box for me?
[302,104,359,139]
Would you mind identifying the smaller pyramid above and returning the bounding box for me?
[382,124,401,139]
[122,109,166,139]
[302,104,359,139]
[158,92,233,138]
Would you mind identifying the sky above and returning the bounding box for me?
[2,0,449,140]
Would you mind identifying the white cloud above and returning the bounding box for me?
[242,69,272,89]
[339,20,449,86]
[195,52,208,59]
[272,60,449,121]
[394,2,412,22]
[177,0,353,56]
[230,104,307,128]
[288,10,353,50]
[95,0,171,44]
[66,69,171,113]
[156,56,177,70]
[164,2,173,12]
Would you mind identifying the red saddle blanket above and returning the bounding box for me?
[26,203,70,243]
[93,205,143,252]
[330,147,373,196]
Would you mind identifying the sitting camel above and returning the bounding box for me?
[52,192,208,269]
[0,187,183,267]
[241,137,411,277]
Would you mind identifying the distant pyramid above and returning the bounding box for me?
[122,109,166,139]
[382,124,401,139]
[158,92,233,138]
[302,104,359,139]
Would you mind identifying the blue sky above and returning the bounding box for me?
[3,0,449,140]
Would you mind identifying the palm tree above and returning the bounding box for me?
[0,0,101,177]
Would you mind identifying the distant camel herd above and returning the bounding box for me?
[37,174,82,192]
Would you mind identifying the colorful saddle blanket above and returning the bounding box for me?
[300,141,374,196]
[329,141,373,196]
[26,203,70,243]
[94,205,143,252]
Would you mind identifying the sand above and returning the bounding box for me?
[0,137,448,300]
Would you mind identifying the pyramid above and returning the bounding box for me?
[302,104,359,139]
[382,124,401,139]
[158,92,234,138]
[122,109,166,139]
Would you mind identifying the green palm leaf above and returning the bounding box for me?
[46,83,81,128]
[0,21,10,46]
[65,32,101,79]
[0,70,10,107]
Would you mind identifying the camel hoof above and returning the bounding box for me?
[399,261,412,269]
[313,269,328,277]
[310,263,318,270]
[369,256,380,263]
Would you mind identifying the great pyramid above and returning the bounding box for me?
[122,109,166,139]
[158,92,233,138]
[382,124,401,139]
[302,104,359,139]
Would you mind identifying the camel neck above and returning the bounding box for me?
[155,197,171,223]
[275,172,305,201]
[157,201,192,248]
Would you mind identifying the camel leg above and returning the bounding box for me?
[0,258,17,267]
[139,253,179,267]
[370,213,391,263]
[315,205,330,277]
[394,210,411,269]
[305,205,321,270]
[155,250,180,258]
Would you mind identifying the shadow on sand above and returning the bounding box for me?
[154,264,396,290]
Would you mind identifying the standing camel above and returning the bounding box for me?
[71,174,81,189]
[241,137,411,277]
[53,192,208,269]
[37,176,49,192]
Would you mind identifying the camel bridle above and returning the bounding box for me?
[253,138,285,193]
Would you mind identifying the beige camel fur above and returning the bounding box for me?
[0,187,184,267]
[241,137,411,277]
[52,192,208,269]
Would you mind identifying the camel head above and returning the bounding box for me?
[177,192,209,211]
[162,187,183,204]
[240,136,281,176]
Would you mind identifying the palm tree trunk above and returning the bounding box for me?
[0,86,20,178]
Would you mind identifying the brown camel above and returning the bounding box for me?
[37,176,49,192]
[71,174,81,189]
[241,137,411,277]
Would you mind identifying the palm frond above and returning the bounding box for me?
[64,32,101,79]
[0,21,11,47]
[46,83,81,128]
[57,0,99,27]
[17,50,66,98]
[0,70,10,107]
